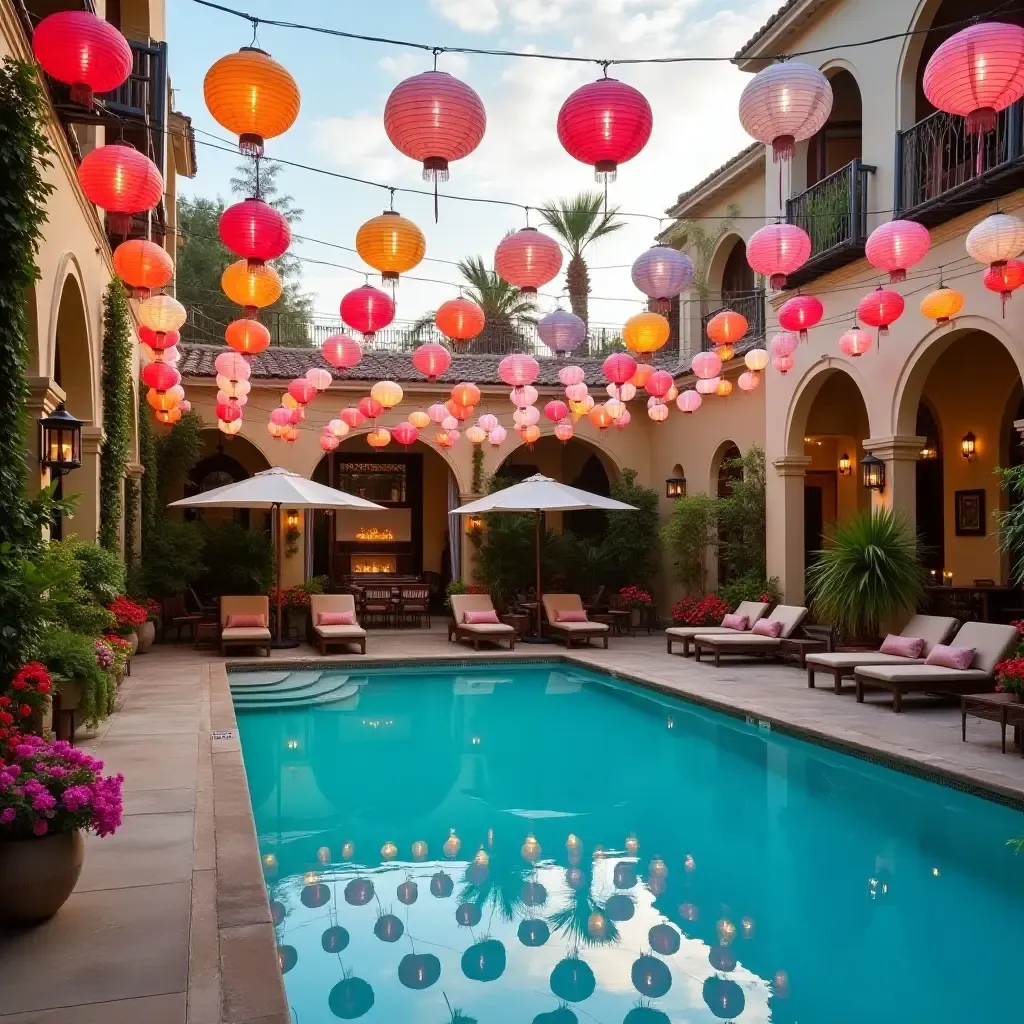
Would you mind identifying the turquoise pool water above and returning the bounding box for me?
[235,662,1024,1024]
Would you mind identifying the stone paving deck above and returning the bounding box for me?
[2,625,1023,1023]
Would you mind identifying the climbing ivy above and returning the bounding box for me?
[138,387,158,552]
[0,59,54,550]
[98,281,133,552]
[471,443,484,493]
[123,478,138,568]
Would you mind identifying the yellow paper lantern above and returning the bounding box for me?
[381,841,398,860]
[282,393,300,410]
[356,210,426,282]
[623,311,670,361]
[218,418,242,436]
[138,294,186,335]
[920,285,964,325]
[203,47,301,156]
[370,379,404,409]
[744,347,769,372]
[367,427,391,448]
[342,841,355,860]
[222,259,282,314]
[521,834,541,862]
[587,912,608,939]
[715,342,735,363]
[716,379,734,398]
[408,409,431,429]
[411,840,429,860]
[466,425,487,445]
[155,407,181,424]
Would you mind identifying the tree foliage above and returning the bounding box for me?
[996,464,1024,585]
[602,469,660,589]
[716,446,767,582]
[662,494,719,593]
[98,281,133,552]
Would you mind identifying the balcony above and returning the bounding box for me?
[100,40,168,172]
[784,159,874,287]
[895,103,1024,224]
[699,290,765,352]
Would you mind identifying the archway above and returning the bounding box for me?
[713,442,741,586]
[806,68,862,188]
[312,434,457,593]
[185,430,273,530]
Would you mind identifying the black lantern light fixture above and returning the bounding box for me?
[39,403,83,475]
[285,508,300,530]
[961,431,976,461]
[838,453,852,476]
[860,452,885,492]
[666,475,687,499]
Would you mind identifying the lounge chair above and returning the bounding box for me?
[542,594,610,649]
[448,594,516,651]
[665,601,770,656]
[853,621,1019,712]
[805,614,958,693]
[311,594,367,655]
[220,596,272,657]
[693,605,808,666]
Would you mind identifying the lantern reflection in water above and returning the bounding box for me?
[373,913,404,943]
[398,952,440,990]
[631,955,672,998]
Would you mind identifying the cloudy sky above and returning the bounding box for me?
[169,0,778,330]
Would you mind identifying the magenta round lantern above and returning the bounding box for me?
[746,223,812,289]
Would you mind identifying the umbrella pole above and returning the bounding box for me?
[275,502,283,646]
[535,510,542,638]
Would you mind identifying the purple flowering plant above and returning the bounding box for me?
[0,735,123,840]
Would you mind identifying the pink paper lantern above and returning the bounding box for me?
[631,245,693,312]
[691,350,722,379]
[411,341,452,381]
[966,212,1024,269]
[676,390,702,413]
[320,433,340,452]
[544,400,569,422]
[838,325,873,358]
[739,62,832,161]
[603,352,637,386]
[865,220,930,283]
[216,389,245,408]
[645,369,673,398]
[340,407,366,429]
[477,413,498,432]
[427,403,449,424]
[923,22,1024,135]
[214,351,251,380]
[554,421,574,443]
[498,353,540,387]
[488,425,507,447]
[305,367,332,391]
[442,414,459,431]
[288,378,317,405]
[510,385,539,408]
[857,286,905,338]
[777,294,823,340]
[322,333,362,370]
[773,353,795,374]
[770,332,799,360]
[738,371,760,392]
[392,421,420,447]
[513,405,540,427]
[565,382,588,401]
[358,396,383,420]
[270,407,292,427]
[746,223,812,289]
[495,229,562,296]
[614,408,631,428]
[559,364,585,387]
[695,377,720,395]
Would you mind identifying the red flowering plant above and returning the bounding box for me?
[671,594,731,627]
[0,663,53,739]
[620,585,653,610]
[107,596,147,634]
[0,733,123,840]
[144,598,162,622]
[995,656,1024,698]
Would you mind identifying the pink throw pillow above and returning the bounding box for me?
[925,644,976,670]
[880,634,925,659]
[226,614,265,628]
[721,613,749,631]
[555,609,590,623]
[463,610,500,625]
[318,611,355,626]
[751,619,782,638]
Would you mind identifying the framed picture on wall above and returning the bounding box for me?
[954,489,986,536]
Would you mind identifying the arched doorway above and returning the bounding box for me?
[186,431,272,530]
[705,235,762,345]
[916,401,944,572]
[713,442,742,586]
[312,434,457,592]
[805,68,862,188]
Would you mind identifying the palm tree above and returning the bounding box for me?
[539,192,624,327]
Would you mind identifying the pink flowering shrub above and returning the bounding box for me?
[0,734,123,840]
[94,638,114,671]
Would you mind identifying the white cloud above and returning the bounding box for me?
[379,51,470,79]
[310,113,403,184]
[431,0,501,32]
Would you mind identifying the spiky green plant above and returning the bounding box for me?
[539,192,624,326]
[995,464,1024,584]
[805,508,927,640]
[547,879,620,948]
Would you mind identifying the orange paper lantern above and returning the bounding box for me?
[356,210,426,282]
[222,260,282,316]
[623,311,670,361]
[225,318,271,355]
[920,285,964,326]
[112,239,173,298]
[706,309,748,347]
[436,298,485,345]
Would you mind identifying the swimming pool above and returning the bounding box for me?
[235,661,1024,1024]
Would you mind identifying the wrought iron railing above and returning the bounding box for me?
[699,290,765,351]
[895,102,1024,216]
[786,158,873,258]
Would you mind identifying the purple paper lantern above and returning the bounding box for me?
[631,245,693,312]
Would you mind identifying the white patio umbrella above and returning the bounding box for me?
[170,467,385,647]
[449,473,636,637]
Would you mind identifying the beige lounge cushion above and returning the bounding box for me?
[315,624,367,639]
[311,593,358,624]
[552,620,609,633]
[221,595,269,627]
[459,622,515,635]
[763,604,807,638]
[221,626,272,641]
[667,626,736,639]
[542,594,586,624]
[734,600,770,622]
[806,652,925,670]
[697,633,782,648]
[855,664,989,685]
[450,593,498,622]
[944,621,1019,674]
[895,614,959,653]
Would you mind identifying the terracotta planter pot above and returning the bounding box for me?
[0,830,85,925]
[136,620,155,654]
[124,631,139,656]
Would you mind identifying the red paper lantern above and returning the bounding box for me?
[392,422,420,447]
[645,369,674,398]
[746,223,812,289]
[603,352,638,386]
[865,220,930,283]
[225,319,271,356]
[288,378,317,405]
[77,142,163,235]
[340,285,395,340]
[984,258,1024,316]
[216,401,242,423]
[358,396,383,420]
[777,294,823,341]
[857,286,905,339]
[340,407,366,429]
[435,298,485,345]
[141,361,180,392]
[32,10,132,108]
[557,78,653,182]
[219,197,291,266]
[412,342,452,381]
[544,400,569,422]
[495,228,562,296]
[139,326,179,352]
[321,333,362,370]
[923,22,1024,135]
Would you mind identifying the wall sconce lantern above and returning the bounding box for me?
[665,476,687,499]
[285,509,300,530]
[39,403,83,474]
[838,453,852,477]
[961,432,976,461]
[860,452,885,492]
[466,514,483,533]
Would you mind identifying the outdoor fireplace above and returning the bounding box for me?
[352,555,398,575]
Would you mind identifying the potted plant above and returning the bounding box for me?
[805,508,927,646]
[135,599,161,655]
[0,732,123,924]
[36,629,113,730]
[104,634,133,687]
[671,594,731,627]
[619,585,654,629]
[0,663,53,739]
[107,596,148,655]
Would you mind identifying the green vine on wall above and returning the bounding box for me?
[98,281,133,552]
[138,387,158,555]
[471,443,484,493]
[123,478,138,568]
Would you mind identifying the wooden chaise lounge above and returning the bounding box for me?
[665,600,770,656]
[310,594,367,655]
[220,596,272,657]
[692,605,808,666]
[448,594,516,651]
[542,594,610,649]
